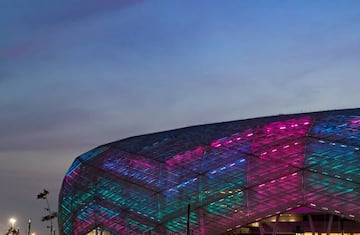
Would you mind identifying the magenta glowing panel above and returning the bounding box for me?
[59,108,360,235]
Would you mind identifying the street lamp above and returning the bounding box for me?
[9,218,16,228]
[27,218,32,235]
[7,218,19,235]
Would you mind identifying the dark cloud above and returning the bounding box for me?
[0,99,151,152]
[40,0,143,26]
[0,108,94,150]
[327,41,360,61]
[0,37,42,60]
[0,0,143,60]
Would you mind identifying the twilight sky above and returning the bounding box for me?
[1,0,360,234]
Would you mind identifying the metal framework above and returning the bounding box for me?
[59,108,360,235]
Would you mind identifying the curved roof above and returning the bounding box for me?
[59,108,360,235]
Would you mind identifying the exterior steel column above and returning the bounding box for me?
[272,214,280,235]
[187,203,190,235]
[308,214,315,235]
[259,222,265,235]
[326,214,334,235]
[199,209,205,235]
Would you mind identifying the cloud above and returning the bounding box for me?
[0,103,100,150]
[327,41,360,61]
[40,0,143,26]
[0,0,144,60]
[0,39,39,60]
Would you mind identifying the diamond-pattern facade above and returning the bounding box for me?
[59,108,360,235]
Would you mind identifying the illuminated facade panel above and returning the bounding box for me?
[59,108,360,235]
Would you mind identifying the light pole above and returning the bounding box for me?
[28,218,32,235]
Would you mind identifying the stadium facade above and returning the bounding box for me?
[59,108,360,235]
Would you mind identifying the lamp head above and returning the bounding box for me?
[9,218,16,227]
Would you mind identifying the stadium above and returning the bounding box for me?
[59,108,360,235]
